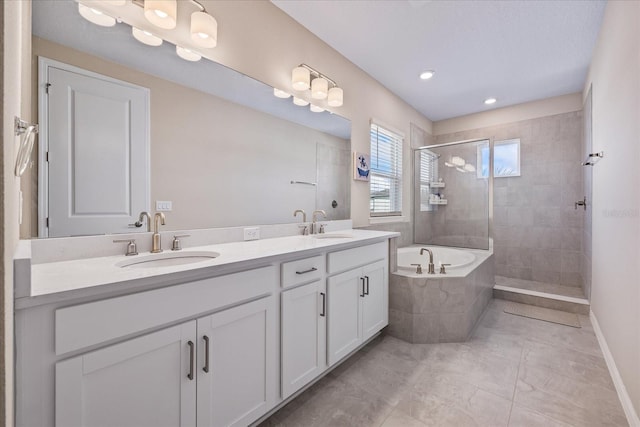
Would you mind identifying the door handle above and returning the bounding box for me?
[187,340,195,380]
[360,277,366,297]
[364,276,370,295]
[203,335,210,373]
[320,292,326,317]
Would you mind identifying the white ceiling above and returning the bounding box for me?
[272,0,606,121]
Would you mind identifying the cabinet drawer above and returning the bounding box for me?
[55,265,277,355]
[327,241,388,275]
[281,255,324,289]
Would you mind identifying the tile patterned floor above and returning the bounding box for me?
[495,276,586,299]
[260,299,627,427]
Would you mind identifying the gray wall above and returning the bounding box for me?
[436,111,584,287]
[582,90,593,300]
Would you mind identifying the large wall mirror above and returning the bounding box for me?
[26,0,351,238]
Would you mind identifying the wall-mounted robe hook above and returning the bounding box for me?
[582,151,604,166]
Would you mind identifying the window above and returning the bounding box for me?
[419,149,438,211]
[370,123,403,216]
[477,138,520,178]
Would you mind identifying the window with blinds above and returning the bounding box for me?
[419,149,438,211]
[370,123,403,216]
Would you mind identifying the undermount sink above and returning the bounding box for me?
[312,233,354,239]
[116,251,220,269]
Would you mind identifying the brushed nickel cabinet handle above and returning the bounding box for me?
[320,292,326,317]
[360,277,366,297]
[364,276,370,295]
[203,336,210,373]
[187,341,194,380]
[296,267,318,275]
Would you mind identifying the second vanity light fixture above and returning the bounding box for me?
[282,63,344,112]
[78,0,218,63]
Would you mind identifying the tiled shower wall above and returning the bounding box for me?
[435,111,584,287]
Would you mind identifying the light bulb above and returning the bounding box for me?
[132,27,163,46]
[191,11,217,48]
[176,46,201,62]
[311,77,328,100]
[78,3,116,27]
[327,87,343,107]
[144,0,177,29]
[292,67,310,91]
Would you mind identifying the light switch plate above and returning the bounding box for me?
[156,201,172,211]
[244,227,260,241]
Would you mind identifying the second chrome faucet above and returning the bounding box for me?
[151,212,166,253]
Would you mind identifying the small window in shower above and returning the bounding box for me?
[477,139,521,178]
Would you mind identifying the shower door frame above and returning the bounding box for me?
[413,138,495,251]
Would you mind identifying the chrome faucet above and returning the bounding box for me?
[136,211,151,232]
[151,212,166,253]
[311,210,327,234]
[294,209,309,235]
[420,248,436,274]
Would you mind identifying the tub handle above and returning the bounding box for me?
[410,263,423,274]
[439,263,451,274]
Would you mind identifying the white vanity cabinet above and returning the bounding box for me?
[56,322,198,427]
[281,280,327,399]
[55,296,275,427]
[326,242,388,366]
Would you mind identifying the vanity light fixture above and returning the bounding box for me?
[78,3,116,27]
[273,88,291,99]
[176,46,202,62]
[291,64,343,107]
[484,97,497,105]
[144,0,177,29]
[310,104,325,113]
[132,27,163,46]
[419,70,435,80]
[293,97,309,107]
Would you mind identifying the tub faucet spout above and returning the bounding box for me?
[420,248,436,274]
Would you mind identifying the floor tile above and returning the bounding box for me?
[260,298,627,427]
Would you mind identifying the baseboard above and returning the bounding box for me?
[590,310,640,427]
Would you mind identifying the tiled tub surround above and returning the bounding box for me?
[388,248,494,343]
[435,111,584,288]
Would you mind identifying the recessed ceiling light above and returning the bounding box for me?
[419,70,435,80]
[484,97,497,105]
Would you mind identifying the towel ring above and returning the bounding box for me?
[14,117,39,177]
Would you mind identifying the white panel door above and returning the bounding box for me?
[46,63,149,237]
[196,297,276,427]
[55,321,197,427]
[281,280,327,399]
[361,260,388,341]
[327,268,363,366]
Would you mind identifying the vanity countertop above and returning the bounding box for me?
[16,229,399,308]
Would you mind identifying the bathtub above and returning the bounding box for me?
[389,245,494,344]
[397,246,476,274]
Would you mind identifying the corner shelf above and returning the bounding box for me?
[429,199,448,205]
[429,182,445,188]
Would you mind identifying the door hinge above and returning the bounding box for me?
[45,83,51,94]
[45,151,49,162]
[46,217,49,228]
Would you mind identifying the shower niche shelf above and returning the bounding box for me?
[429,199,448,205]
[429,181,445,188]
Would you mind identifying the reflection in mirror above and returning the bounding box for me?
[27,0,351,238]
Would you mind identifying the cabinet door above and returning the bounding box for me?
[327,268,363,366]
[196,297,276,427]
[56,322,196,427]
[281,280,327,398]
[361,260,388,341]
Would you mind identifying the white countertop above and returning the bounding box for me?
[20,229,398,305]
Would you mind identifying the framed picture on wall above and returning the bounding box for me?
[353,152,370,181]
